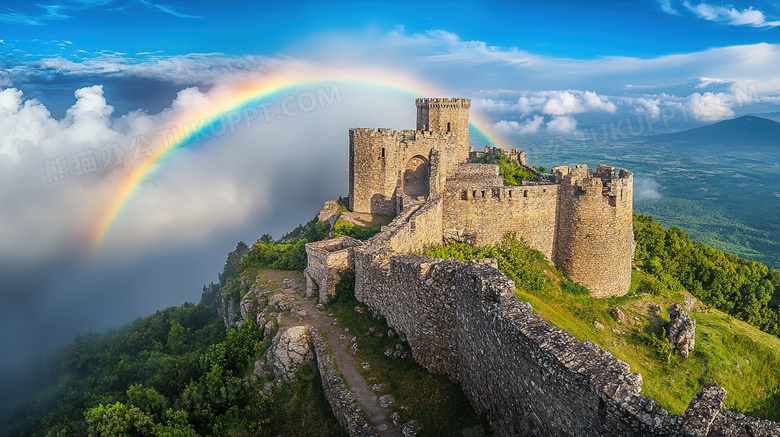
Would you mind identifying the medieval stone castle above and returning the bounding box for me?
[304,99,778,436]
[348,97,634,298]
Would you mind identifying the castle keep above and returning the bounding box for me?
[346,97,634,298]
[304,99,780,436]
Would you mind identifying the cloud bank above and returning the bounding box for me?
[634,177,663,201]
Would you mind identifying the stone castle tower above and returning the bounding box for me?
[342,98,634,297]
[349,98,471,215]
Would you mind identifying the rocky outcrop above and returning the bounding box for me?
[668,303,696,358]
[216,288,240,328]
[267,325,314,380]
[319,200,342,227]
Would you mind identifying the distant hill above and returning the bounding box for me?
[651,115,780,150]
[748,112,780,122]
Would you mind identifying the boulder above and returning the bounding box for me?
[217,288,240,328]
[611,307,626,322]
[268,293,295,312]
[683,293,698,311]
[253,358,271,379]
[378,394,395,408]
[239,289,257,320]
[263,319,277,339]
[668,303,696,358]
[267,325,313,380]
[401,419,421,436]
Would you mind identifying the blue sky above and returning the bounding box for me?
[3,0,780,122]
[2,0,779,59]
[1,0,780,371]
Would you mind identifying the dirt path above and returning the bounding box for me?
[279,276,401,436]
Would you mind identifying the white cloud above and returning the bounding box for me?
[11,29,780,107]
[517,95,548,114]
[493,115,544,135]
[696,76,726,88]
[473,98,520,113]
[634,177,663,201]
[658,0,679,15]
[684,2,780,27]
[0,4,69,25]
[687,91,735,121]
[543,91,585,115]
[475,91,617,118]
[546,115,578,134]
[0,85,271,262]
[583,91,617,113]
[621,96,663,117]
[25,53,276,85]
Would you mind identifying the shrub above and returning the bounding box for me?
[561,279,590,296]
[469,150,539,185]
[637,277,666,295]
[331,269,356,303]
[427,233,552,293]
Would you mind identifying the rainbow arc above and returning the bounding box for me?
[91,68,507,250]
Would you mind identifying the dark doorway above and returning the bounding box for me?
[403,155,430,198]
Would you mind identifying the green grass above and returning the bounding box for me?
[268,367,346,437]
[331,214,393,240]
[326,300,491,437]
[514,271,780,419]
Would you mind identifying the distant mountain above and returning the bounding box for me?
[748,112,780,122]
[651,115,780,150]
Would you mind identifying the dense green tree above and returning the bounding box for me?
[634,214,780,336]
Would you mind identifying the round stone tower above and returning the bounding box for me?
[554,165,634,298]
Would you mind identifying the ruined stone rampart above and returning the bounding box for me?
[307,97,780,435]
[311,328,375,436]
[348,128,466,215]
[350,231,780,436]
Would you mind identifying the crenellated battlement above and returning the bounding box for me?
[348,127,462,140]
[415,97,471,109]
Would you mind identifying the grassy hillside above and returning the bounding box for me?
[515,277,780,419]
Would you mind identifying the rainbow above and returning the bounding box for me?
[91,67,507,250]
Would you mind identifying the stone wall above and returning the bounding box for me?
[350,232,780,436]
[445,163,505,188]
[349,98,471,215]
[442,183,559,261]
[311,328,375,436]
[415,98,470,141]
[347,97,636,297]
[384,196,443,255]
